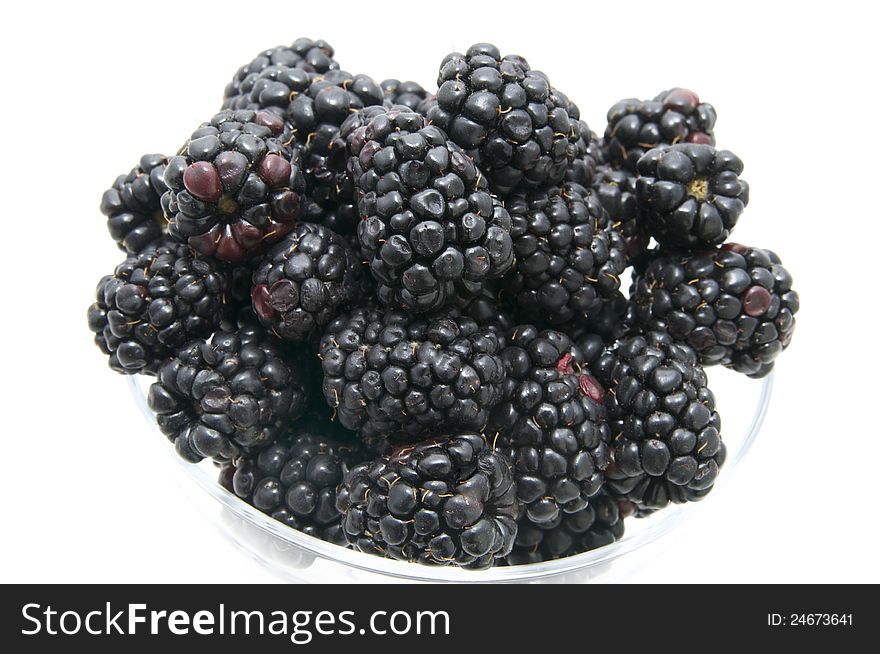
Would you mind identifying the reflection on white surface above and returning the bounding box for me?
[129,367,772,583]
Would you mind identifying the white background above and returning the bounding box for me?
[1,0,877,584]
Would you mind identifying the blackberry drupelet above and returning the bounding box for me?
[592,164,649,262]
[380,79,430,112]
[251,222,363,343]
[505,492,626,564]
[503,181,626,326]
[569,291,636,344]
[222,430,364,545]
[565,125,603,188]
[428,43,584,195]
[100,154,168,253]
[147,323,310,462]
[87,239,230,375]
[337,432,518,568]
[162,109,302,262]
[319,307,507,446]
[604,88,716,173]
[594,331,726,510]
[416,93,438,117]
[461,288,516,334]
[490,325,611,527]
[636,144,749,248]
[348,108,515,313]
[222,38,339,104]
[631,244,799,377]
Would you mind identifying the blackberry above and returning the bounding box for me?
[223,430,364,545]
[428,43,584,195]
[631,245,799,378]
[490,326,611,527]
[348,108,515,313]
[147,323,310,462]
[87,240,229,375]
[222,38,339,104]
[636,144,749,248]
[604,88,716,173]
[505,492,626,564]
[593,331,726,510]
[337,432,518,568]
[380,79,430,112]
[225,68,384,237]
[100,154,168,253]
[503,182,626,325]
[592,164,649,262]
[250,223,362,343]
[162,109,301,263]
[319,307,507,446]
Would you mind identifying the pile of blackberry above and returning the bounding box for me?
[87,38,800,570]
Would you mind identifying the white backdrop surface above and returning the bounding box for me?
[0,0,876,583]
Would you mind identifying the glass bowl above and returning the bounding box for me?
[128,368,772,583]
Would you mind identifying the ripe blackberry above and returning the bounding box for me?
[604,88,716,173]
[380,79,430,112]
[319,307,507,445]
[222,38,339,103]
[250,223,363,343]
[87,240,230,375]
[225,68,384,237]
[100,154,168,253]
[631,245,799,378]
[594,331,726,510]
[503,182,626,325]
[147,323,310,462]
[337,433,518,568]
[348,108,515,313]
[505,492,626,564]
[592,164,649,262]
[428,43,584,195]
[162,109,302,262]
[222,430,364,545]
[490,326,611,527]
[636,144,749,248]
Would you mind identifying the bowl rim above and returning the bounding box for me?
[128,371,772,583]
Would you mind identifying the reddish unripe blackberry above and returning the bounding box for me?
[162,109,302,262]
